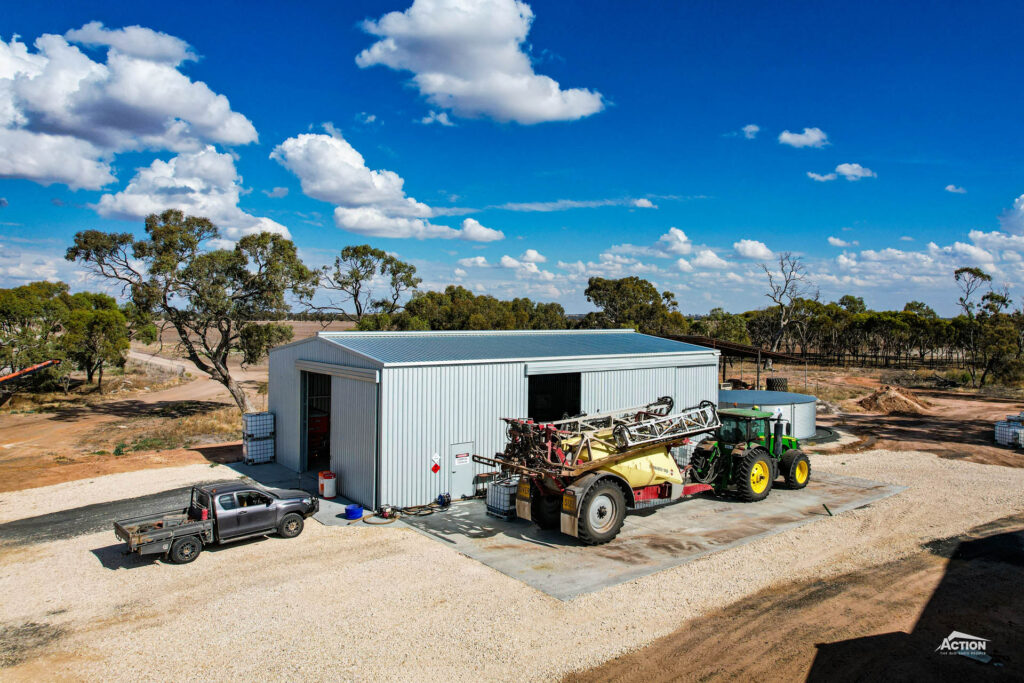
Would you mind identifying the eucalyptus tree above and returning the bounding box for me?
[67,210,316,412]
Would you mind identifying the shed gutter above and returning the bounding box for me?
[370,350,720,369]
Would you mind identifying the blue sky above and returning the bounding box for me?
[1,0,1023,315]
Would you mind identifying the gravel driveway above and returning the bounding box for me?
[1,449,1023,681]
[0,483,226,548]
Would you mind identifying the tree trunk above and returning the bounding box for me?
[98,364,104,393]
[86,364,95,384]
[219,368,255,413]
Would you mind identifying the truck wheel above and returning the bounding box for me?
[531,494,561,530]
[781,451,811,489]
[577,481,626,545]
[279,513,304,538]
[736,449,773,502]
[170,536,203,564]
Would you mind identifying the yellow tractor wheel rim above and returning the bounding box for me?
[750,461,769,494]
[795,460,809,483]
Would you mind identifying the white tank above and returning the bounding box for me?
[718,390,818,440]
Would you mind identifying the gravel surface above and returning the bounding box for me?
[0,464,243,524]
[0,484,232,549]
[1,449,1023,681]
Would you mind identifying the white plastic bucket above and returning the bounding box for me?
[319,471,337,499]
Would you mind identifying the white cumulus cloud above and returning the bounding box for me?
[827,236,859,247]
[778,127,829,148]
[420,110,454,126]
[835,163,876,181]
[458,217,504,242]
[733,239,772,260]
[742,124,759,139]
[656,227,693,255]
[64,21,195,65]
[457,255,489,267]
[0,26,256,190]
[500,253,554,280]
[692,249,728,269]
[94,146,289,241]
[945,184,966,194]
[355,0,604,125]
[807,171,837,182]
[520,248,546,263]
[1001,194,1024,234]
[271,125,503,241]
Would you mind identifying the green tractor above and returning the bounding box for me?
[688,408,811,501]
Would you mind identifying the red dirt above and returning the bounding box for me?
[0,442,243,493]
[823,388,1024,467]
[0,353,261,492]
[566,514,1024,682]
[856,385,930,414]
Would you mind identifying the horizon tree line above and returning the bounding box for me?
[3,211,1020,411]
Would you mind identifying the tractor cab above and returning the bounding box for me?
[716,407,787,453]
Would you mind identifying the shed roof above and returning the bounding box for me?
[314,329,712,365]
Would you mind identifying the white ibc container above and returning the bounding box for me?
[486,477,518,519]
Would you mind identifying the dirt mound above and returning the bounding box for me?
[856,385,930,414]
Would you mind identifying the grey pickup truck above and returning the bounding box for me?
[114,481,319,563]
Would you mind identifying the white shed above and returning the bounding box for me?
[267,330,719,509]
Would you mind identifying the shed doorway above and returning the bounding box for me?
[528,373,581,422]
[302,371,331,472]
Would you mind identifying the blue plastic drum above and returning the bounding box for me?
[344,504,363,520]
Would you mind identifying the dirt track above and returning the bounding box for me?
[0,352,261,492]
[823,386,1024,468]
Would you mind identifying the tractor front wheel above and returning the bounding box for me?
[735,449,773,502]
[577,481,626,545]
[781,451,811,489]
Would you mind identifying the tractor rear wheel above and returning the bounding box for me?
[781,451,811,489]
[531,494,561,530]
[577,481,626,545]
[735,449,773,502]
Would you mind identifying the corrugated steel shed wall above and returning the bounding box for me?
[379,362,527,507]
[268,338,380,472]
[378,359,719,508]
[330,376,378,508]
[581,367,675,413]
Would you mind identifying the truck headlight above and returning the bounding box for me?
[302,497,313,506]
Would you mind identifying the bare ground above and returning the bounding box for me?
[822,384,1024,467]
[566,513,1024,682]
[1,449,1022,681]
[2,357,1023,679]
[0,352,261,492]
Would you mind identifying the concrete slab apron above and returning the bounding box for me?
[403,472,906,601]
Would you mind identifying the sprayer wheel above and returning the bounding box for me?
[577,481,626,546]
